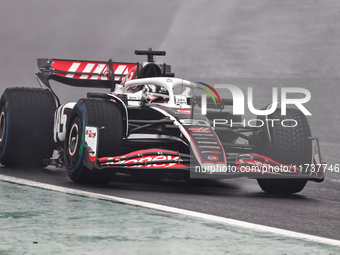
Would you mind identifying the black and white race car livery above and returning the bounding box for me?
[0,49,324,194]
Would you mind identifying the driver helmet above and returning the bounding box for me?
[142,84,169,103]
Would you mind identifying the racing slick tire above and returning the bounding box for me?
[65,98,123,184]
[0,87,57,167]
[255,108,312,194]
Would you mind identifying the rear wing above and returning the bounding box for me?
[36,58,137,91]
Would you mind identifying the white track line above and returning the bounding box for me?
[1,174,340,247]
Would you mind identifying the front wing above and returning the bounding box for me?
[82,127,325,181]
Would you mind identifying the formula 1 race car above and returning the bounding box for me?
[0,49,324,194]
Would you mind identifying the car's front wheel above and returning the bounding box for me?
[64,98,124,183]
[254,108,312,194]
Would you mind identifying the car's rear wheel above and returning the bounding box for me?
[65,98,124,183]
[255,108,312,194]
[0,87,57,167]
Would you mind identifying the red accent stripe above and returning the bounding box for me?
[50,60,137,80]
[99,149,181,162]
[236,154,301,173]
[89,153,96,162]
[98,149,185,168]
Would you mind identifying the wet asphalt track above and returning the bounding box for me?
[2,181,339,255]
[1,0,340,242]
